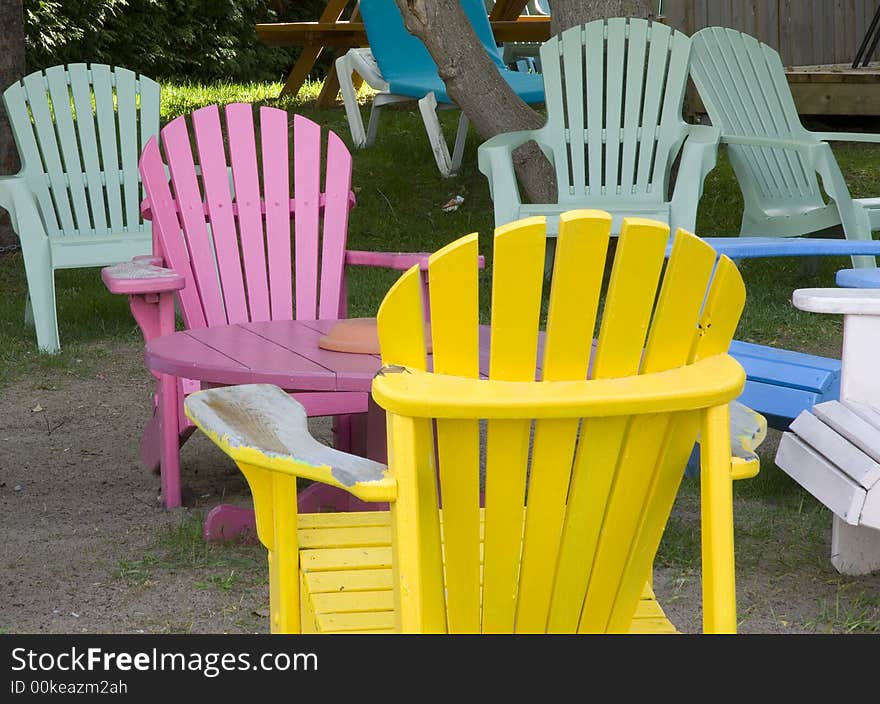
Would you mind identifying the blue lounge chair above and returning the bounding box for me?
[336,0,544,176]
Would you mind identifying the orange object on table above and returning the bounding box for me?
[318,317,434,354]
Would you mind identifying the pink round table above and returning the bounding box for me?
[145,319,501,540]
[146,318,388,394]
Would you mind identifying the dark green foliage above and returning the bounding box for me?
[23,0,327,82]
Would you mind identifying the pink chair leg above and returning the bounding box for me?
[332,414,353,452]
[140,402,162,474]
[203,505,257,542]
[365,396,388,464]
[350,412,368,457]
[159,373,182,509]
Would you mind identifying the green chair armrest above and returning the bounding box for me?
[477,129,547,226]
[720,134,817,151]
[0,174,29,221]
[478,129,544,157]
[0,175,45,239]
[684,123,722,146]
[811,131,880,144]
[669,124,721,232]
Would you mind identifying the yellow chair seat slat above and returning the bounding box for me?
[303,567,393,593]
[311,590,394,613]
[297,510,392,528]
[300,546,393,572]
[296,510,678,634]
[628,616,679,634]
[297,525,392,549]
[316,610,397,632]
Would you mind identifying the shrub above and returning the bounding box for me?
[24,0,327,82]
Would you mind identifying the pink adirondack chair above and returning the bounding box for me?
[103,103,430,529]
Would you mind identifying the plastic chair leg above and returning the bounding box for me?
[336,54,367,148]
[418,92,457,177]
[451,112,469,175]
[20,237,61,354]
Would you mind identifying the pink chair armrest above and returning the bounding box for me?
[345,250,486,271]
[102,260,185,295]
[133,254,163,266]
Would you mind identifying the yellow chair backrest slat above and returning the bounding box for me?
[515,211,610,632]
[426,233,482,633]
[480,217,547,633]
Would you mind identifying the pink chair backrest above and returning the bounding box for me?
[139,104,355,329]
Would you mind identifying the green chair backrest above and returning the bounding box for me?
[2,63,161,238]
[690,27,824,210]
[536,18,691,205]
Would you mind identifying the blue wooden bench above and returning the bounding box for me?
[729,340,840,430]
[686,340,840,475]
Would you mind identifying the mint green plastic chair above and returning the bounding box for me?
[690,26,880,269]
[0,64,160,353]
[477,18,720,238]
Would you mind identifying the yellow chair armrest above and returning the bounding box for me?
[730,456,760,480]
[372,354,745,420]
[184,384,396,503]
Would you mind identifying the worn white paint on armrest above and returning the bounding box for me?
[184,384,387,487]
[104,260,177,280]
[793,288,880,315]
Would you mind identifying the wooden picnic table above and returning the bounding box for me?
[257,0,549,105]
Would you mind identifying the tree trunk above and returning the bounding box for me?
[396,0,653,204]
[395,0,555,202]
[0,0,25,247]
[550,0,653,34]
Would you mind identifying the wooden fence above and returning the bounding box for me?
[662,0,879,67]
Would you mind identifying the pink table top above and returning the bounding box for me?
[145,319,504,393]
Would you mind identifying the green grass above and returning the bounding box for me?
[809,586,880,633]
[158,80,317,120]
[116,511,264,591]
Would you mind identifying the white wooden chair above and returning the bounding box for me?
[776,288,880,575]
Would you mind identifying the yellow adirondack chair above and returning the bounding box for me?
[184,210,754,633]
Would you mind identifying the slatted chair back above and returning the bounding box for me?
[139,104,354,329]
[536,19,691,208]
[360,0,507,84]
[689,27,825,218]
[373,210,747,632]
[2,63,160,239]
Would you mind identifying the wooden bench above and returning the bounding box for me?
[730,340,840,430]
[686,339,840,477]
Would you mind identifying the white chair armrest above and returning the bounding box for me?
[793,288,880,315]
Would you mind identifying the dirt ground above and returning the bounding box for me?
[2,338,879,635]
